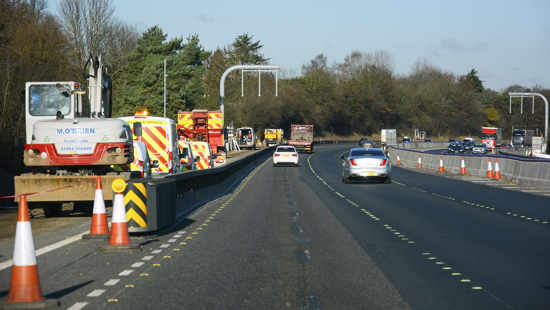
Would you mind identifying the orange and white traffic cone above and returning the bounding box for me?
[438,156,445,172]
[82,176,110,241]
[0,195,58,308]
[396,153,401,165]
[486,158,493,178]
[417,155,422,169]
[99,179,141,252]
[460,156,466,174]
[494,159,501,180]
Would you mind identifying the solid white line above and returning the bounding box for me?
[131,262,144,268]
[501,187,519,189]
[0,230,89,272]
[118,270,133,276]
[67,302,88,310]
[87,289,105,297]
[521,190,549,193]
[104,279,120,286]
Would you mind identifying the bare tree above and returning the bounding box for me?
[57,0,139,78]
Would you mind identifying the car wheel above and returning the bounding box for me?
[273,163,277,167]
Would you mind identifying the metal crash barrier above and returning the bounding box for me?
[124,147,272,232]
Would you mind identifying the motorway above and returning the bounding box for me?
[1,144,549,309]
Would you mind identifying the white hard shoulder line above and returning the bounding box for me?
[0,230,89,271]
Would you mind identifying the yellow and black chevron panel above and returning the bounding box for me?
[124,183,147,230]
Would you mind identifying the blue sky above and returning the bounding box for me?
[49,0,549,91]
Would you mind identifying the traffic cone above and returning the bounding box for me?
[486,158,493,178]
[0,195,59,308]
[494,159,501,180]
[99,179,141,252]
[82,176,110,241]
[396,153,402,165]
[438,156,445,172]
[460,156,466,174]
[417,155,422,169]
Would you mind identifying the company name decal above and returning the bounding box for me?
[57,128,95,134]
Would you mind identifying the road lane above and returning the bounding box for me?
[306,146,550,309]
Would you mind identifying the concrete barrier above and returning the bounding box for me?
[389,146,550,189]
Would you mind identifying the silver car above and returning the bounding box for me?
[341,148,391,184]
[472,142,488,154]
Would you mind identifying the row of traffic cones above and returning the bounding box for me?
[396,153,501,180]
[1,177,139,308]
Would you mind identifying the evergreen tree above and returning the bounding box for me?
[113,26,210,118]
[467,68,484,93]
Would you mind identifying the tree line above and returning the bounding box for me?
[1,0,548,162]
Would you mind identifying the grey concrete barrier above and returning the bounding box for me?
[125,147,273,233]
[388,146,550,189]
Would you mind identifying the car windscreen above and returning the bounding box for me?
[350,150,384,156]
[276,147,295,153]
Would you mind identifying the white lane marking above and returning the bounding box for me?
[0,230,89,271]
[152,249,162,253]
[131,262,145,268]
[168,239,177,243]
[160,244,170,248]
[521,190,549,193]
[173,234,182,238]
[501,187,519,189]
[104,279,120,286]
[67,302,88,310]
[142,256,154,260]
[179,231,186,234]
[118,270,133,276]
[87,289,106,297]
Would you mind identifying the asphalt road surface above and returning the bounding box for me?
[1,144,549,309]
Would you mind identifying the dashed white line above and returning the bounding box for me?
[173,234,182,238]
[118,270,133,276]
[160,244,170,248]
[168,239,177,243]
[131,262,145,268]
[67,302,88,310]
[142,256,154,260]
[104,279,120,286]
[152,249,163,253]
[87,289,106,297]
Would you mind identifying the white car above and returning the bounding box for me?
[273,145,299,167]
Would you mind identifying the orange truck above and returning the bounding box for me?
[177,110,225,163]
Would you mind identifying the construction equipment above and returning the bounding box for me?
[14,55,134,216]
[264,126,284,147]
[177,110,226,163]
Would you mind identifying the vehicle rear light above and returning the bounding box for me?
[350,159,358,166]
[274,154,281,157]
[168,152,173,172]
[292,154,297,157]
[380,159,387,166]
[138,160,144,178]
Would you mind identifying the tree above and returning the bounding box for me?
[466,68,484,93]
[114,26,210,119]
[57,0,139,80]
